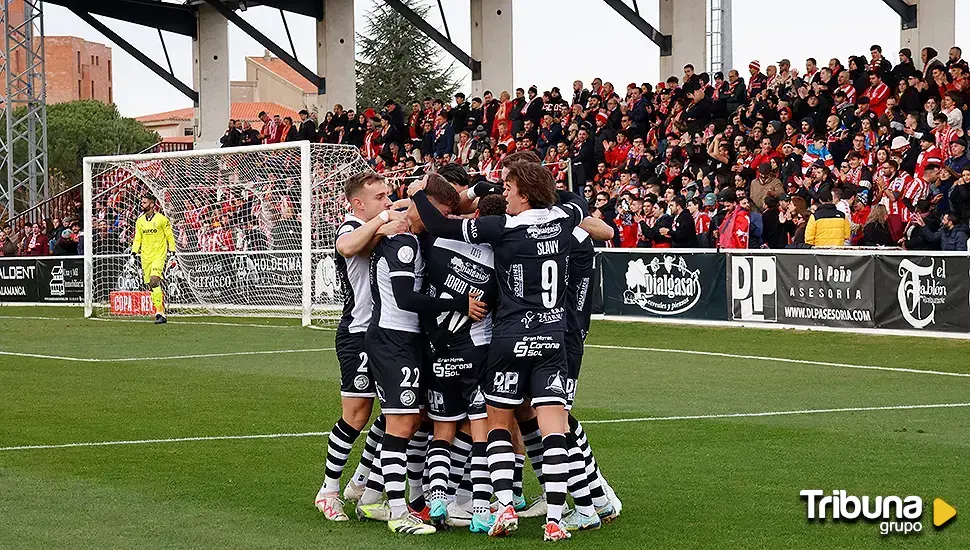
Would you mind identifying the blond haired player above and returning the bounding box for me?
[131,194,176,324]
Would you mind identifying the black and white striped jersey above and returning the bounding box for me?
[369,233,424,333]
[420,235,497,351]
[413,190,585,339]
[335,214,372,334]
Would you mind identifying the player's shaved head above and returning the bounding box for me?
[344,172,385,200]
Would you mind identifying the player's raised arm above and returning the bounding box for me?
[335,209,406,258]
[336,172,406,258]
[580,216,615,241]
[412,190,504,244]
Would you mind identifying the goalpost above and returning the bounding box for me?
[83,142,371,327]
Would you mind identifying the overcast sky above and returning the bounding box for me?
[43,0,970,118]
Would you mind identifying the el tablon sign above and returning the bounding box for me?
[874,256,970,333]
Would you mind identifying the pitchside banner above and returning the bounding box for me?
[36,259,84,302]
[874,255,970,333]
[0,259,38,301]
[94,251,342,308]
[730,254,876,327]
[601,251,727,320]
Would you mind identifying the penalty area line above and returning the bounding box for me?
[585,344,970,379]
[0,348,335,363]
[3,402,969,452]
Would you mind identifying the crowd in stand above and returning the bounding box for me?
[1,212,84,257]
[315,45,970,251]
[8,45,970,256]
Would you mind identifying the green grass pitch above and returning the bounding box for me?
[1,306,968,549]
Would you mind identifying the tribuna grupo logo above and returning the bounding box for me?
[799,490,956,536]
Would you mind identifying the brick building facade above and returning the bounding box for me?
[45,36,113,105]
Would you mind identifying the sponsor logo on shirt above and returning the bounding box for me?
[526,223,562,240]
[512,335,561,357]
[449,257,490,284]
[520,307,565,329]
[510,263,524,297]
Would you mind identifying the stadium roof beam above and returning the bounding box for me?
[882,0,918,29]
[243,0,323,20]
[68,8,198,102]
[46,0,197,38]
[384,0,481,81]
[601,0,671,56]
[201,0,325,94]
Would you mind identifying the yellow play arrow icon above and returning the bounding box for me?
[934,498,956,527]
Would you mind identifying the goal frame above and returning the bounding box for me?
[83,141,315,326]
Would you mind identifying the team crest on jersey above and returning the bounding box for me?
[354,374,369,390]
[526,223,562,240]
[545,373,566,395]
[397,245,415,264]
[449,257,490,284]
[401,389,417,407]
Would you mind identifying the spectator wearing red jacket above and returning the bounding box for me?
[613,196,641,248]
[716,189,750,249]
[915,133,944,180]
[22,222,49,256]
[862,72,890,117]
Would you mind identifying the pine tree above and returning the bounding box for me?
[356,0,462,112]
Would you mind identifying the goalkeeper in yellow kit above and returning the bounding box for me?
[132,194,177,324]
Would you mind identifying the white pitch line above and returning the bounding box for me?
[0,432,331,452]
[3,402,969,452]
[0,348,335,363]
[0,315,75,321]
[582,402,970,424]
[585,344,970,379]
[89,317,302,329]
[0,314,302,329]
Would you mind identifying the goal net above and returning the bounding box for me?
[82,142,371,326]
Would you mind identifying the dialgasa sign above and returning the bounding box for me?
[623,255,702,315]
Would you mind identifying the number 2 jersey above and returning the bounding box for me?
[335,215,372,334]
[412,190,585,338]
[419,235,498,354]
